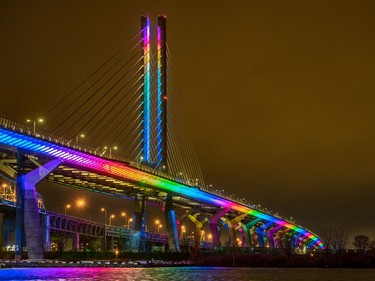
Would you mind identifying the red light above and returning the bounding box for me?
[163,96,167,100]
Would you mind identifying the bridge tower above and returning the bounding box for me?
[157,15,168,171]
[141,16,168,170]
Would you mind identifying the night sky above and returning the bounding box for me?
[1,1,374,243]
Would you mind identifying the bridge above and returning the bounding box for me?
[0,182,211,252]
[0,16,323,260]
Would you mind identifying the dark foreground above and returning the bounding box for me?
[1,267,375,281]
[1,251,375,268]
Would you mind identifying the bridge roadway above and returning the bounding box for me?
[0,118,323,259]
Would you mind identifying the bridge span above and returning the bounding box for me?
[0,118,323,260]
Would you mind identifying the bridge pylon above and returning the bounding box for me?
[14,152,61,260]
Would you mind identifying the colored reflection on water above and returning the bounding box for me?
[0,267,375,281]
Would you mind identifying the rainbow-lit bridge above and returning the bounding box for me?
[0,16,323,260]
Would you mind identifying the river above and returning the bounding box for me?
[0,267,374,281]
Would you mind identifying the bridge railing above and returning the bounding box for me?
[0,117,185,184]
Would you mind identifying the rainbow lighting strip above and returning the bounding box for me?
[0,127,324,249]
[156,24,163,162]
[142,17,151,162]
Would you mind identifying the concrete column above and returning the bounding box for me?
[255,221,273,247]
[275,229,291,248]
[267,225,283,248]
[236,225,247,247]
[15,153,25,260]
[164,195,180,252]
[42,214,51,251]
[15,155,61,260]
[224,213,248,247]
[72,233,80,251]
[209,208,230,247]
[238,218,262,248]
[188,213,208,250]
[130,195,146,252]
[1,214,15,249]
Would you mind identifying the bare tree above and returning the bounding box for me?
[319,228,335,252]
[332,228,348,252]
[320,228,348,253]
[353,235,370,253]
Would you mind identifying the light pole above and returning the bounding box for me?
[128,218,133,228]
[109,214,115,225]
[67,134,85,145]
[121,212,127,227]
[26,118,44,134]
[104,146,118,158]
[64,204,71,215]
[101,208,107,252]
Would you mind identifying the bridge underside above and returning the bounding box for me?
[0,146,246,223]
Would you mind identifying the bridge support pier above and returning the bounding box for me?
[243,218,262,247]
[1,213,15,249]
[72,233,80,251]
[188,213,208,251]
[224,213,247,247]
[255,221,273,248]
[15,155,62,260]
[267,225,283,248]
[164,195,180,252]
[209,208,230,248]
[42,214,51,251]
[130,195,146,252]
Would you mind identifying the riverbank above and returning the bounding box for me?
[1,251,374,268]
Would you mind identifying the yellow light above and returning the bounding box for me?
[77,199,85,208]
[38,118,44,123]
[155,219,160,225]
[111,214,115,218]
[66,204,71,209]
[101,207,105,212]
[121,212,126,217]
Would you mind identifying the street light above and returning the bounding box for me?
[76,199,85,208]
[101,208,107,225]
[109,214,115,225]
[158,224,162,234]
[128,218,133,228]
[121,212,127,227]
[67,133,85,145]
[104,146,118,158]
[101,208,107,252]
[26,118,44,134]
[64,204,71,215]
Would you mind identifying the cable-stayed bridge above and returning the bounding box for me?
[0,16,323,260]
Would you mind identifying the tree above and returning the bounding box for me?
[320,228,348,253]
[353,235,370,253]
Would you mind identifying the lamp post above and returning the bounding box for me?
[101,208,107,252]
[109,214,115,226]
[104,146,118,158]
[26,118,44,134]
[121,212,127,227]
[64,204,71,215]
[158,224,162,234]
[128,218,133,228]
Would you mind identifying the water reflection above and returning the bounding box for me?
[0,267,375,281]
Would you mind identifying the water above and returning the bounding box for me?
[0,267,374,281]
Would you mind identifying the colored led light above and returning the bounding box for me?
[143,17,151,162]
[0,127,324,249]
